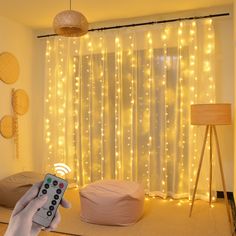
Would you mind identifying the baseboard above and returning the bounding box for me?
[217,191,236,231]
[217,191,234,199]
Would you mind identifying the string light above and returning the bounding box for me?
[189,21,198,198]
[44,19,216,200]
[146,31,153,191]
[178,22,186,192]
[100,35,105,180]
[45,40,53,172]
[205,19,215,201]
[87,39,93,184]
[72,38,81,185]
[206,19,215,103]
[162,26,170,196]
[115,36,122,179]
[57,38,66,166]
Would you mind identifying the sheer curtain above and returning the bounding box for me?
[44,19,215,199]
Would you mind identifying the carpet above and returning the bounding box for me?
[0,189,232,236]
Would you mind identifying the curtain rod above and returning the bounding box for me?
[37,12,229,38]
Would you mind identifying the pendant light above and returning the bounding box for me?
[53,0,88,37]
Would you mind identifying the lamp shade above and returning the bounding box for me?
[53,10,88,37]
[191,104,231,125]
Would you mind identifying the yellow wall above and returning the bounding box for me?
[0,15,35,179]
[213,6,234,192]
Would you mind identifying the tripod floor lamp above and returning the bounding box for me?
[189,104,232,229]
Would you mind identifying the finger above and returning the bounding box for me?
[21,194,48,218]
[45,210,61,231]
[31,224,45,235]
[12,182,43,216]
[60,198,71,208]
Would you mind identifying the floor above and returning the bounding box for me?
[0,189,233,236]
[0,223,69,235]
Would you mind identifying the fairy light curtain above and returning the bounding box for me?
[44,19,215,199]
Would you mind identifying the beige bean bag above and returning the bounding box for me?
[80,180,144,226]
[0,171,44,208]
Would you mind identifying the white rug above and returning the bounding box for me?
[0,189,232,236]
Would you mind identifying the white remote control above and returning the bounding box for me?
[33,173,68,228]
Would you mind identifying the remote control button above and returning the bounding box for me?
[59,183,64,188]
[42,189,47,194]
[47,211,52,216]
[53,180,58,186]
[47,178,52,183]
[54,194,59,200]
[56,189,62,194]
[52,200,57,205]
[49,205,54,211]
[44,184,49,189]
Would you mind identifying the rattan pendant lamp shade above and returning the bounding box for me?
[53,0,88,37]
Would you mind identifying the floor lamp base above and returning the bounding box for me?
[189,125,233,233]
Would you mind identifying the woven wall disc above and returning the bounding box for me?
[12,89,29,115]
[0,115,14,139]
[0,52,20,84]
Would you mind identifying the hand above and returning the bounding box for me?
[4,182,71,236]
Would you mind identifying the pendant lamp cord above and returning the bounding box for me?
[69,0,71,10]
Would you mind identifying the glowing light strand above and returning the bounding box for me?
[162,26,169,196]
[189,21,198,198]
[114,36,122,179]
[206,19,215,200]
[73,38,81,185]
[45,39,53,172]
[57,38,66,165]
[100,36,105,180]
[127,34,136,181]
[178,22,185,191]
[88,40,93,183]
[146,32,153,191]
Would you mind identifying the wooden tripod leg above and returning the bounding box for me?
[189,125,209,217]
[212,126,232,228]
[209,126,212,206]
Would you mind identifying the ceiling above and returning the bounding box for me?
[0,0,233,29]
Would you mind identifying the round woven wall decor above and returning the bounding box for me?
[12,89,29,115]
[53,10,88,37]
[0,52,20,84]
[0,115,14,139]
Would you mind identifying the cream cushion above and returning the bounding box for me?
[0,171,43,208]
[80,180,144,226]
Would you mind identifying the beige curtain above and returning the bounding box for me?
[44,19,215,199]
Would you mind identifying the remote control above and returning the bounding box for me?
[33,173,68,228]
